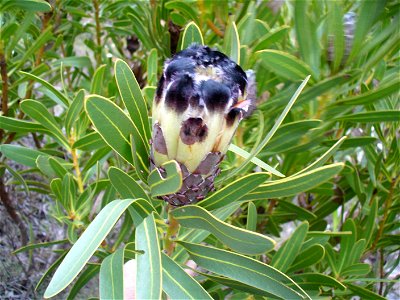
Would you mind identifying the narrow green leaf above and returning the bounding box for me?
[147,49,158,86]
[66,264,100,300]
[271,222,309,272]
[108,166,151,203]
[90,65,107,94]
[254,26,289,51]
[346,282,386,300]
[243,164,344,201]
[165,1,199,24]
[44,199,137,298]
[224,19,240,63]
[363,198,378,247]
[287,244,325,274]
[291,273,346,290]
[35,252,68,291]
[172,205,275,255]
[0,116,48,133]
[1,0,52,12]
[65,90,85,137]
[49,157,68,178]
[335,110,400,123]
[228,144,285,177]
[135,213,162,300]
[200,173,268,210]
[179,242,309,300]
[62,173,77,212]
[322,137,377,149]
[162,253,212,299]
[13,239,69,255]
[20,100,68,148]
[180,21,204,50]
[0,145,48,168]
[246,202,257,231]
[257,50,312,82]
[148,160,182,197]
[338,218,356,273]
[296,136,347,175]
[341,263,371,277]
[19,71,69,107]
[99,249,124,300]
[85,95,135,164]
[327,1,345,72]
[72,131,108,151]
[54,56,92,70]
[336,80,400,105]
[114,59,151,146]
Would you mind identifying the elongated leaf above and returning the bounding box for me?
[49,157,68,178]
[327,1,345,72]
[62,173,77,212]
[341,263,371,277]
[224,20,240,63]
[179,242,309,300]
[287,244,325,273]
[338,218,356,273]
[180,21,204,50]
[200,172,268,210]
[162,253,212,299]
[20,100,68,147]
[85,95,135,164]
[243,163,344,201]
[228,144,284,177]
[271,222,309,272]
[100,248,124,300]
[72,131,108,151]
[44,199,137,298]
[336,79,400,105]
[335,110,400,123]
[108,167,151,203]
[0,116,48,133]
[257,50,312,82]
[13,239,69,255]
[127,198,158,227]
[67,264,100,300]
[346,282,386,300]
[1,0,52,12]
[36,252,68,291]
[0,145,48,168]
[90,65,107,94]
[65,90,85,136]
[291,273,346,290]
[148,160,182,197]
[246,202,257,231]
[172,205,275,255]
[135,213,162,300]
[147,49,158,86]
[165,1,199,24]
[114,59,150,146]
[254,26,289,51]
[19,71,69,107]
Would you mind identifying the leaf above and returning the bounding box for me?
[13,239,69,254]
[271,222,309,272]
[62,173,77,212]
[327,1,345,72]
[287,244,325,273]
[44,199,137,298]
[20,100,69,148]
[224,19,240,63]
[91,65,107,94]
[99,248,124,300]
[335,110,400,123]
[362,198,378,247]
[162,253,212,299]
[228,144,285,177]
[338,218,356,274]
[1,0,52,12]
[85,95,135,164]
[254,26,290,51]
[65,90,85,137]
[19,71,69,107]
[108,167,151,203]
[135,213,162,300]
[53,56,92,69]
[148,160,182,197]
[147,49,158,86]
[291,273,346,290]
[0,145,48,168]
[257,50,312,82]
[322,137,377,149]
[72,131,108,151]
[114,59,151,146]
[165,1,199,24]
[200,172,269,210]
[179,242,310,300]
[243,163,344,201]
[336,79,400,105]
[35,252,68,291]
[294,0,320,78]
[172,205,275,255]
[0,116,48,133]
[346,282,386,300]
[341,263,371,277]
[246,202,257,231]
[180,21,204,50]
[49,157,68,178]
[66,264,100,300]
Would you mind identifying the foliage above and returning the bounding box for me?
[0,0,399,299]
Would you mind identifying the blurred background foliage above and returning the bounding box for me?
[0,0,399,299]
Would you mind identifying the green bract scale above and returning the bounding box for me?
[151,45,256,206]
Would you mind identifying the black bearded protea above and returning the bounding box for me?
[151,44,256,206]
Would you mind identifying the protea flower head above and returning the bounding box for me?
[151,44,256,206]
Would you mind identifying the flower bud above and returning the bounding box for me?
[151,45,256,206]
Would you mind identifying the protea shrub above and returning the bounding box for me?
[150,45,256,206]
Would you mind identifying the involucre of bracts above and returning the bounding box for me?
[151,44,256,206]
